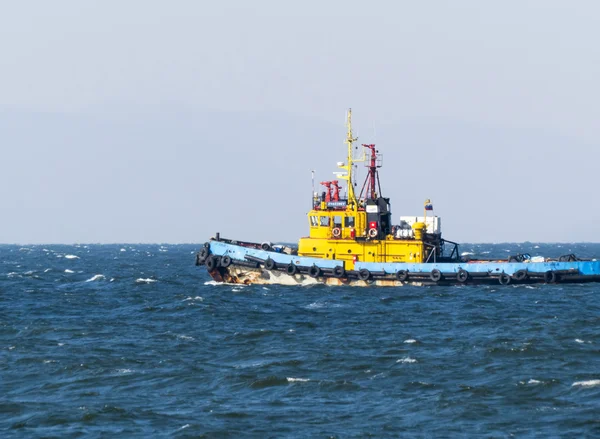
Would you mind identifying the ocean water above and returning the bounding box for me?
[1,243,600,438]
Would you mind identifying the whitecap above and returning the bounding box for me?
[64,269,74,273]
[116,369,133,374]
[177,335,194,341]
[575,339,585,344]
[178,424,190,430]
[572,380,600,388]
[397,357,417,363]
[287,377,310,382]
[204,280,221,286]
[461,252,474,256]
[65,255,79,259]
[120,248,126,252]
[85,274,105,282]
[528,379,541,384]
[136,278,157,283]
[403,339,417,344]
[44,268,51,273]
[183,296,204,302]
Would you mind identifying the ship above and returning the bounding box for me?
[196,110,600,286]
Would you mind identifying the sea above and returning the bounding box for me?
[1,243,600,438]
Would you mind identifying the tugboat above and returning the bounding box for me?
[196,110,600,286]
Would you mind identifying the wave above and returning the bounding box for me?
[136,278,157,283]
[65,255,79,259]
[397,357,417,363]
[572,380,600,388]
[64,269,74,273]
[85,274,105,282]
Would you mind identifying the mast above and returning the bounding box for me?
[338,108,358,211]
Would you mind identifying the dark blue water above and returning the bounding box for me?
[2,243,600,438]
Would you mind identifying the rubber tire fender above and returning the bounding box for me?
[544,270,556,283]
[430,269,443,282]
[332,265,345,278]
[265,258,276,270]
[396,270,409,282]
[261,242,272,251]
[205,255,218,271]
[513,269,528,281]
[221,255,232,268]
[498,272,511,285]
[358,268,371,281]
[309,265,322,278]
[457,269,469,283]
[286,263,298,276]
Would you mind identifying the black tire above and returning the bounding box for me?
[199,247,209,259]
[499,272,511,285]
[544,270,556,283]
[457,269,469,283]
[205,255,218,271]
[261,242,271,251]
[358,268,371,281]
[396,270,409,282]
[195,253,205,266]
[513,269,528,281]
[309,265,321,278]
[203,242,210,248]
[333,265,345,278]
[221,255,232,268]
[430,269,442,282]
[265,258,276,270]
[286,263,298,276]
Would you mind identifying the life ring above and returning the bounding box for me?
[368,228,378,238]
[205,255,218,271]
[457,269,469,283]
[498,272,511,285]
[286,263,298,276]
[513,269,528,281]
[396,270,409,282]
[309,265,322,278]
[221,255,232,268]
[358,268,371,281]
[332,227,342,238]
[430,269,442,282]
[265,258,277,270]
[544,270,556,283]
[261,242,272,251]
[333,265,345,278]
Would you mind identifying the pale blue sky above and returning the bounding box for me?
[1,1,599,243]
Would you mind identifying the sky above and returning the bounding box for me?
[1,0,600,243]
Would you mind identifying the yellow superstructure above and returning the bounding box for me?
[298,110,436,270]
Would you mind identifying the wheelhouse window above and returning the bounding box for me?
[320,216,330,227]
[344,216,355,227]
[333,215,342,227]
[309,215,318,227]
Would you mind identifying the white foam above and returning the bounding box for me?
[65,255,79,259]
[85,274,105,282]
[397,357,417,363]
[461,252,474,256]
[403,339,417,344]
[178,424,190,430]
[136,278,157,283]
[287,377,310,382]
[575,339,585,344]
[572,380,600,388]
[177,335,194,341]
[7,272,19,277]
[116,369,133,374]
[64,269,74,274]
[120,248,126,252]
[44,268,51,273]
[183,296,204,302]
[204,280,221,286]
[528,379,541,384]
